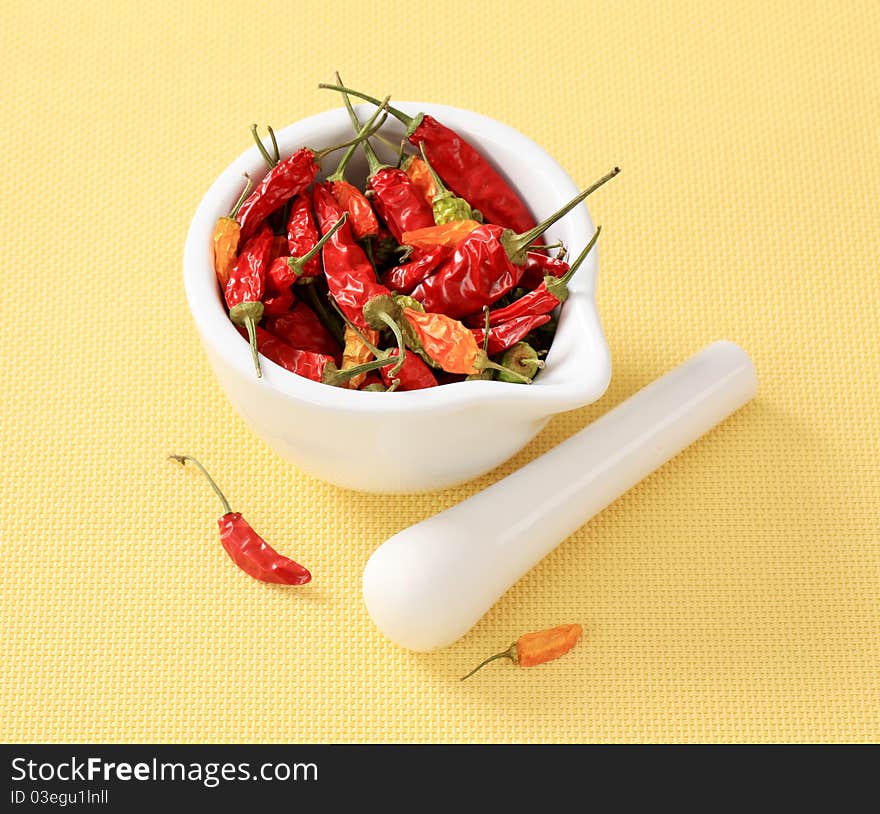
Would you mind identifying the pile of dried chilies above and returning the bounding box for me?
[212,76,619,390]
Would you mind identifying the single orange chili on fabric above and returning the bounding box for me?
[169,454,312,585]
[211,176,252,288]
[461,624,583,680]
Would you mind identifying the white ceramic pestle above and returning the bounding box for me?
[363,341,758,651]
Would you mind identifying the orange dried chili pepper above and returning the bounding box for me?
[401,220,481,252]
[402,154,439,207]
[211,176,252,288]
[401,307,532,382]
[341,324,380,389]
[461,624,583,680]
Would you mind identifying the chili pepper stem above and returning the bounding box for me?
[376,311,407,376]
[301,283,345,347]
[311,108,390,161]
[460,643,517,680]
[267,126,280,164]
[168,454,232,514]
[319,81,418,132]
[251,125,278,168]
[501,167,619,263]
[546,226,601,301]
[229,301,265,378]
[483,358,532,384]
[228,175,253,219]
[289,213,348,276]
[328,296,383,357]
[321,355,398,387]
[325,91,391,181]
[336,75,386,176]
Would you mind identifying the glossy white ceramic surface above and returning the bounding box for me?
[363,341,758,650]
[183,103,610,492]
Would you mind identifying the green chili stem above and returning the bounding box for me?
[312,107,390,161]
[376,311,406,376]
[326,88,391,181]
[485,360,531,384]
[460,644,517,681]
[302,283,345,346]
[169,454,232,515]
[556,226,601,289]
[508,167,620,256]
[337,74,386,176]
[319,82,413,128]
[328,296,383,357]
[244,315,262,378]
[251,124,278,168]
[528,240,564,252]
[481,306,491,355]
[289,213,348,276]
[267,125,280,164]
[228,175,253,219]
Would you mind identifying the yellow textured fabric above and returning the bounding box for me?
[1,0,878,744]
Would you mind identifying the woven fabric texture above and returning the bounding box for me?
[1,0,878,743]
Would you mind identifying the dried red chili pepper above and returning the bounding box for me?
[169,454,311,585]
[471,313,551,356]
[225,224,274,377]
[212,176,251,288]
[380,246,449,294]
[246,325,392,386]
[264,301,340,357]
[311,184,402,348]
[337,81,434,243]
[401,307,532,382]
[266,213,348,291]
[475,226,600,326]
[320,82,538,233]
[379,348,438,391]
[236,110,387,243]
[285,193,322,279]
[261,287,295,317]
[411,169,619,318]
[461,624,582,680]
[518,249,570,291]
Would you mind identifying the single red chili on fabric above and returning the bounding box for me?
[267,213,348,292]
[236,110,388,243]
[380,246,449,294]
[225,224,274,377]
[379,348,438,390]
[319,82,538,234]
[263,301,341,357]
[410,169,619,318]
[471,313,551,355]
[473,226,600,326]
[285,193,322,279]
[168,454,311,585]
[337,81,435,243]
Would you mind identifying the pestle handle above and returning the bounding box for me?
[363,341,758,651]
